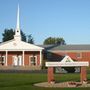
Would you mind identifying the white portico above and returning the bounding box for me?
[0,5,44,67]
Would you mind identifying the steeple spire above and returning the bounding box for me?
[16,4,20,33]
[14,4,21,41]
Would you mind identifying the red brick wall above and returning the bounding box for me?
[7,53,12,65]
[0,51,41,66]
[48,67,54,83]
[24,51,30,66]
[7,52,22,65]
[37,54,40,65]
[82,52,90,61]
[24,51,40,66]
[81,66,87,83]
[52,51,90,62]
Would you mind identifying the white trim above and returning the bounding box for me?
[18,55,22,66]
[0,40,44,51]
[5,51,8,66]
[46,62,89,67]
[12,55,17,66]
[40,50,42,66]
[0,49,43,51]
[29,55,37,66]
[12,55,22,66]
[22,51,24,66]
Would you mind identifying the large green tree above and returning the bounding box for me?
[27,34,34,44]
[21,30,26,42]
[43,37,66,45]
[2,29,34,43]
[2,29,14,42]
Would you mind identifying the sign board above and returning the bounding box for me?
[45,55,89,67]
[46,62,89,67]
[61,55,74,62]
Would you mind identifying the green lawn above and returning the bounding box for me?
[0,73,90,90]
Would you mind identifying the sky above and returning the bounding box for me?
[0,0,90,44]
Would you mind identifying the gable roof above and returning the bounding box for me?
[0,39,44,51]
[0,5,44,51]
[38,44,57,50]
[45,44,90,51]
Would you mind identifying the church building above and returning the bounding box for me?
[0,5,44,69]
[1,5,90,71]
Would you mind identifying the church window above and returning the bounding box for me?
[76,52,82,58]
[0,56,5,65]
[30,56,37,66]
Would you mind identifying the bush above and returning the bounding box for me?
[63,67,75,73]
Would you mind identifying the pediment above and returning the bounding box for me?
[0,39,44,51]
[61,55,74,62]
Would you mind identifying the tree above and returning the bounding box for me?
[2,29,27,42]
[21,30,26,42]
[2,29,15,42]
[2,28,34,43]
[43,37,66,45]
[27,34,34,44]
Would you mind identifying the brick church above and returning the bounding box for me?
[0,5,44,69]
[0,5,90,70]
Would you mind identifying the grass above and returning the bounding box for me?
[0,73,90,90]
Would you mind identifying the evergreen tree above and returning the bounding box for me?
[2,28,34,44]
[2,29,14,42]
[21,30,26,42]
[27,34,34,44]
[2,29,27,42]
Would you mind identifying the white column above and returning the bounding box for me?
[40,50,42,66]
[22,51,24,66]
[5,51,8,66]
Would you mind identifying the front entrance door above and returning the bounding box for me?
[13,56,18,66]
[13,55,22,66]
[18,56,22,66]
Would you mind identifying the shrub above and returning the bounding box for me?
[63,67,75,73]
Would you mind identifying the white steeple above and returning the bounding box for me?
[14,4,21,41]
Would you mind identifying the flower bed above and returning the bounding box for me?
[68,81,77,87]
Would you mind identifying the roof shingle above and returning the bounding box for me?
[46,44,90,51]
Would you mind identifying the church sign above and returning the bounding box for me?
[46,56,89,67]
[46,56,89,83]
[46,62,89,67]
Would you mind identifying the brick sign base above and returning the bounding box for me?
[48,66,87,84]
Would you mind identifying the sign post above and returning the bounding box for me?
[48,67,54,83]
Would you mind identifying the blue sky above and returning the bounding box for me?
[0,0,90,44]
